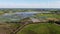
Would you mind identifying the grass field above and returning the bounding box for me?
[0,23,21,34]
[17,23,60,34]
[36,14,60,18]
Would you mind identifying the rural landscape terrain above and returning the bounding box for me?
[0,8,60,34]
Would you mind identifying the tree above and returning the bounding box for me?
[50,10,60,14]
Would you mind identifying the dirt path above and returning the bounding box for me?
[10,22,29,34]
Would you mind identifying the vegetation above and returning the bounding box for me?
[17,23,60,34]
[36,13,60,18]
[0,8,60,34]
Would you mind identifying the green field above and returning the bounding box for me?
[35,14,60,18]
[17,23,60,34]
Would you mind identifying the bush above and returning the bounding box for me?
[48,20,55,24]
[55,21,60,24]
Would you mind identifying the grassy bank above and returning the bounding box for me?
[17,23,60,34]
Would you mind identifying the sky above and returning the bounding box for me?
[0,0,60,8]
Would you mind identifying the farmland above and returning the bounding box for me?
[17,23,60,34]
[0,8,60,34]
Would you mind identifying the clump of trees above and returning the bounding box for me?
[55,21,60,24]
[48,20,55,24]
[5,21,21,23]
[50,10,60,14]
[48,20,60,24]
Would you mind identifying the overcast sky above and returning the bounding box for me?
[0,0,60,8]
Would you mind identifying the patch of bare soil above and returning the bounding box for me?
[0,23,11,34]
